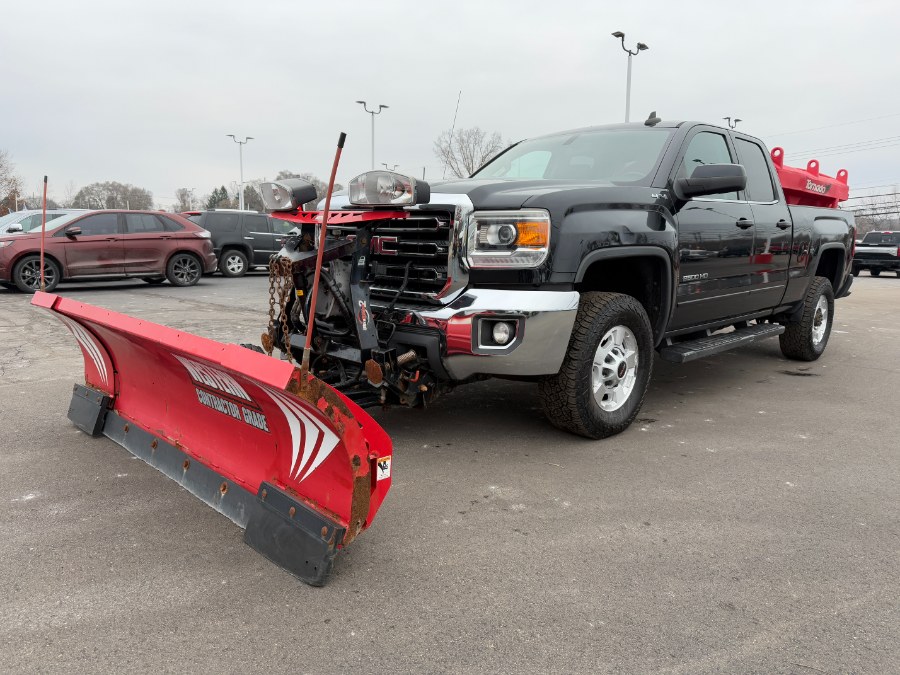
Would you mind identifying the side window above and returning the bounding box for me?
[269,217,295,235]
[243,215,270,233]
[19,215,40,231]
[124,213,166,234]
[77,213,120,235]
[679,132,738,201]
[161,216,185,232]
[204,213,239,232]
[735,138,776,202]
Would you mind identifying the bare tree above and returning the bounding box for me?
[433,127,505,179]
[71,181,154,210]
[0,150,24,215]
[174,188,195,212]
[850,188,900,236]
[61,180,79,208]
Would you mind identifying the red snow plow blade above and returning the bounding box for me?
[32,291,392,586]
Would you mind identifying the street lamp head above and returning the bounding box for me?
[355,100,366,105]
[246,137,254,141]
[227,134,236,139]
[379,104,389,110]
[611,31,625,38]
[637,42,649,51]
[734,119,742,124]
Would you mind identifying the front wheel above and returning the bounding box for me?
[870,269,881,277]
[166,253,202,287]
[779,276,834,361]
[539,292,653,439]
[13,255,61,293]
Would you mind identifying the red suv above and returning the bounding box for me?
[0,210,217,293]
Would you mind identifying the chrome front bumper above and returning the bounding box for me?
[410,288,580,380]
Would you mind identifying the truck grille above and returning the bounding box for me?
[368,213,453,305]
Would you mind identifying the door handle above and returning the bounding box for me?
[735,218,754,229]
[776,219,791,230]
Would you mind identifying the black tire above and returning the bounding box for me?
[1,282,16,291]
[539,292,653,439]
[219,249,249,277]
[142,277,166,284]
[779,276,834,361]
[13,255,61,293]
[166,253,202,287]
[870,269,881,277]
[851,268,860,277]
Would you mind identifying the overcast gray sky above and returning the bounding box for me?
[2,0,899,208]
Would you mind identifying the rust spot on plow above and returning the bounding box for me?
[182,459,190,471]
[150,439,158,449]
[219,482,228,496]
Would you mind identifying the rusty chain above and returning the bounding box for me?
[264,256,295,363]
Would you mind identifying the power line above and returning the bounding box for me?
[845,191,900,201]
[763,111,900,138]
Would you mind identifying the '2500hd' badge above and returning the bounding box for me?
[682,273,709,282]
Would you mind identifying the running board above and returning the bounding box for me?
[658,323,785,363]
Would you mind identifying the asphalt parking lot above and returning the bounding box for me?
[1,273,898,673]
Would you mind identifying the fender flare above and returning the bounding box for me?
[574,246,674,343]
[811,242,848,284]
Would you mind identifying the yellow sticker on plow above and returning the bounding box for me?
[376,456,391,481]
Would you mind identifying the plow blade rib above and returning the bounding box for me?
[34,292,392,586]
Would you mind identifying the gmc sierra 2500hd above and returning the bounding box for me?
[258,118,855,439]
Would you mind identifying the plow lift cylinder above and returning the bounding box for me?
[32,291,392,586]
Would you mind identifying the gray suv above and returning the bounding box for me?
[185,210,296,276]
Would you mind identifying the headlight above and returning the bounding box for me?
[348,171,430,206]
[466,209,551,268]
[258,178,319,211]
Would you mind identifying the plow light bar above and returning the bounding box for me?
[348,171,430,206]
[258,178,319,212]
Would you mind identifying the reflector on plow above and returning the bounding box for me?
[32,291,392,586]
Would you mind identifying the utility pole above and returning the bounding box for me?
[611,31,649,123]
[356,101,389,169]
[227,134,254,209]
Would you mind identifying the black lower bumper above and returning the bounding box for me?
[67,383,344,586]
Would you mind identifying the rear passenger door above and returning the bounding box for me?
[60,212,125,276]
[242,214,275,265]
[123,213,170,273]
[733,136,792,311]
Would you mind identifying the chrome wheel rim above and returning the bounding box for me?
[225,254,245,274]
[173,257,200,284]
[20,259,56,290]
[812,295,829,345]
[591,325,639,412]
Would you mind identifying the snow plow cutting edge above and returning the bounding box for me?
[32,291,392,586]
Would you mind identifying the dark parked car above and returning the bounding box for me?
[0,209,89,234]
[0,210,217,293]
[184,210,296,276]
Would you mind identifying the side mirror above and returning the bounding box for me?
[258,179,319,212]
[674,163,747,200]
[6,224,23,233]
[65,225,82,237]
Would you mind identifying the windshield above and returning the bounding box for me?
[862,231,900,245]
[472,127,673,184]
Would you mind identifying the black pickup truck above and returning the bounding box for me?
[852,230,900,277]
[260,119,855,438]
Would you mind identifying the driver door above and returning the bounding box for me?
[59,212,125,277]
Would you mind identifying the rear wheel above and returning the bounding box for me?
[13,255,61,293]
[851,267,860,277]
[870,269,881,277]
[779,276,833,361]
[539,292,653,439]
[219,249,249,277]
[166,253,202,287]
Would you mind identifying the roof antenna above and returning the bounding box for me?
[644,111,661,127]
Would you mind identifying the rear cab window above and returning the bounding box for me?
[861,232,900,245]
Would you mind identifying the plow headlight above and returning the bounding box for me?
[467,209,551,268]
[348,171,430,206]
[258,179,319,212]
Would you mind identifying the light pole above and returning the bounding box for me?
[226,134,253,210]
[356,101,388,169]
[723,117,742,130]
[381,162,399,171]
[611,31,648,123]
